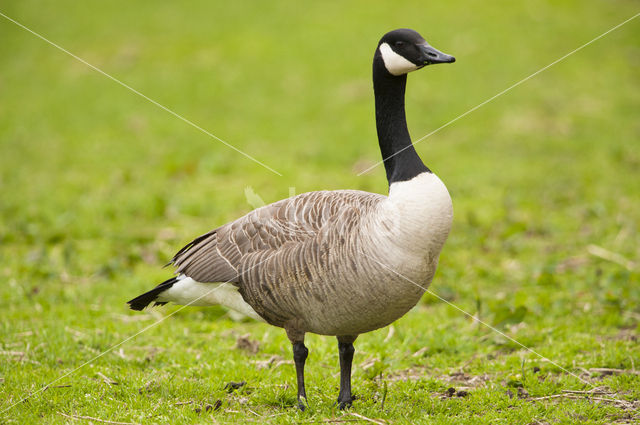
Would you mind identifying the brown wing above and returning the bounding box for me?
[170,190,384,283]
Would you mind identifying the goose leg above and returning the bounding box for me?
[337,335,357,409]
[292,341,309,410]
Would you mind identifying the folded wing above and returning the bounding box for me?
[170,190,384,284]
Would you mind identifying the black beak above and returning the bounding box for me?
[418,44,455,65]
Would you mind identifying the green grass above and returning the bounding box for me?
[1,1,639,423]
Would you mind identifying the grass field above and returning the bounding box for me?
[1,1,639,424]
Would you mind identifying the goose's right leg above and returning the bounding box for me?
[292,341,309,410]
[336,335,358,409]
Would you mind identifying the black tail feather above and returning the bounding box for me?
[127,277,178,311]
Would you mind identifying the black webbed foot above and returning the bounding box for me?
[337,397,353,410]
[297,396,307,411]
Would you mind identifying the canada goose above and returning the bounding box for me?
[128,28,455,410]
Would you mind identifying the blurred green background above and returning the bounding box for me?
[1,1,639,424]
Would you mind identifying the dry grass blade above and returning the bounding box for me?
[587,245,636,270]
[96,372,118,385]
[532,392,636,409]
[589,368,640,375]
[348,412,388,425]
[57,411,139,424]
[0,351,26,356]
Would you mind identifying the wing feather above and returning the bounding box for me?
[170,190,384,283]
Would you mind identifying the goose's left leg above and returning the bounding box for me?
[286,326,308,411]
[336,335,358,409]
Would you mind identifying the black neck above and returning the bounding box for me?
[373,53,429,185]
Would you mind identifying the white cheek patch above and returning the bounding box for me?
[379,42,419,76]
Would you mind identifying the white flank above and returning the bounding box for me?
[379,42,419,76]
[157,275,264,321]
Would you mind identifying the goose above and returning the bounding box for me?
[128,28,455,410]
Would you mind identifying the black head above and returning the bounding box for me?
[376,28,455,76]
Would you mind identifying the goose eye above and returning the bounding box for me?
[394,41,405,48]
